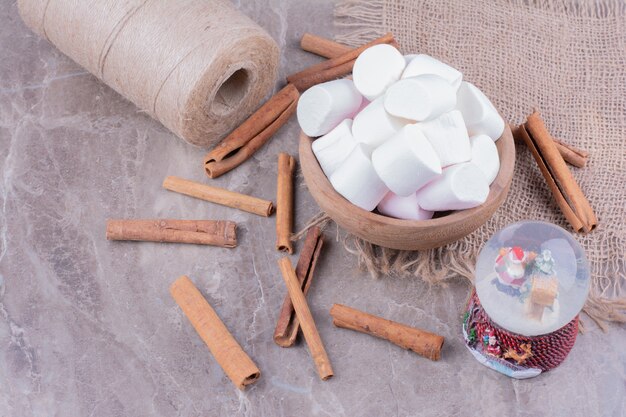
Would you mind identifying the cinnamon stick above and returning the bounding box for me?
[515,125,585,231]
[106,219,237,247]
[203,84,300,179]
[163,176,273,217]
[330,304,444,361]
[274,226,324,347]
[517,111,597,232]
[278,257,333,380]
[512,123,589,168]
[276,153,296,253]
[287,33,396,92]
[553,138,589,168]
[170,276,260,389]
[301,34,400,60]
[300,33,351,59]
[526,112,597,230]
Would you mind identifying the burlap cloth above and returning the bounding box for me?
[329,0,626,328]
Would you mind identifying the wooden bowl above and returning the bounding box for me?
[299,125,516,250]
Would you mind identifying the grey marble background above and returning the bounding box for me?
[1,0,624,416]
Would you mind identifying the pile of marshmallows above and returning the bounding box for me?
[297,44,505,221]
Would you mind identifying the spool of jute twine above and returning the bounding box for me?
[18,0,280,147]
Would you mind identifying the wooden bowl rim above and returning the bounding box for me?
[299,125,516,229]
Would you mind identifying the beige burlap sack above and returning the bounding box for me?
[331,0,626,328]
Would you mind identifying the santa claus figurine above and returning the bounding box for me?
[494,246,536,288]
[485,329,502,357]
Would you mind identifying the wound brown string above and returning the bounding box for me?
[18,0,280,147]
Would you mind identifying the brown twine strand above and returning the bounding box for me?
[291,212,331,242]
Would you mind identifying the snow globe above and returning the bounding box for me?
[463,221,590,378]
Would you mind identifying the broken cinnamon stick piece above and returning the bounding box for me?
[274,226,323,347]
[276,153,296,253]
[287,33,396,92]
[105,219,237,247]
[170,276,260,390]
[278,257,333,380]
[300,33,351,59]
[163,176,273,217]
[330,304,444,361]
[203,84,300,179]
[553,138,588,168]
[517,111,597,232]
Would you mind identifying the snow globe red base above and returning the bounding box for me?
[463,221,590,379]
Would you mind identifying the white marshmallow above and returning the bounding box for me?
[371,124,442,196]
[377,192,434,220]
[417,110,471,167]
[353,44,406,101]
[469,134,500,185]
[416,163,489,211]
[456,81,505,141]
[402,54,463,90]
[403,54,418,65]
[352,97,409,147]
[356,97,371,114]
[329,144,390,211]
[312,119,357,177]
[297,79,363,137]
[384,74,456,121]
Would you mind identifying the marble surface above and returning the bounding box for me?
[1,0,625,416]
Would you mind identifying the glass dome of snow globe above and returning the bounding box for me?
[474,220,590,336]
